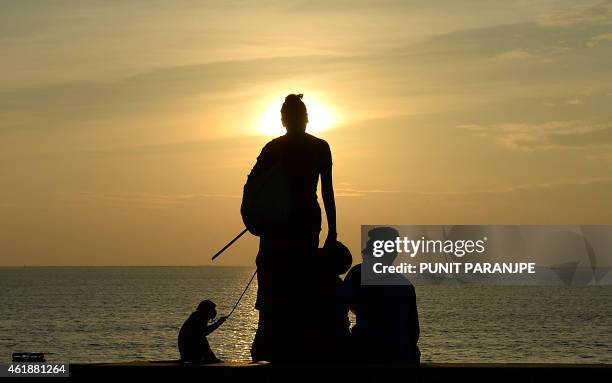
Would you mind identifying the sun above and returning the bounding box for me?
[257,95,336,136]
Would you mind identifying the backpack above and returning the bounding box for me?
[240,161,292,236]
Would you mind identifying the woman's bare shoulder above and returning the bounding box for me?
[304,133,330,149]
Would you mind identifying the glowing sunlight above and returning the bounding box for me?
[257,95,336,136]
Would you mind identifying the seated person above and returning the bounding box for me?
[343,227,420,363]
[305,241,353,361]
[178,300,227,363]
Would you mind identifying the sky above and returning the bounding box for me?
[1,0,611,266]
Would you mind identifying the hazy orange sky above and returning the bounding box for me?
[1,1,612,266]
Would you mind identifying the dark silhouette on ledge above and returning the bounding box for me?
[305,241,353,361]
[178,300,227,363]
[244,93,338,362]
[344,227,421,363]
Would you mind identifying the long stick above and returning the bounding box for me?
[211,228,248,261]
[227,269,257,318]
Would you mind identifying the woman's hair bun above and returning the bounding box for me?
[281,94,307,119]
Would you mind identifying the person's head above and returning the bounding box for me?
[363,227,400,266]
[319,241,353,276]
[196,300,217,320]
[281,93,308,134]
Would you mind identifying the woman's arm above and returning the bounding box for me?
[321,164,337,247]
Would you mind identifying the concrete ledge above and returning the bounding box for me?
[68,360,611,381]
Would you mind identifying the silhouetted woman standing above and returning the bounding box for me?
[248,94,337,362]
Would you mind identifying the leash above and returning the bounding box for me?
[227,269,257,319]
[209,228,256,319]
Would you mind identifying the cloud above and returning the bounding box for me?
[491,49,533,62]
[330,178,612,230]
[592,32,612,41]
[74,191,241,209]
[540,0,612,26]
[334,182,400,197]
[458,121,612,151]
[0,54,348,131]
[2,13,611,137]
[336,178,612,198]
[587,32,612,47]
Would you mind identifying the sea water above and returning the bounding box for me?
[1,267,611,363]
